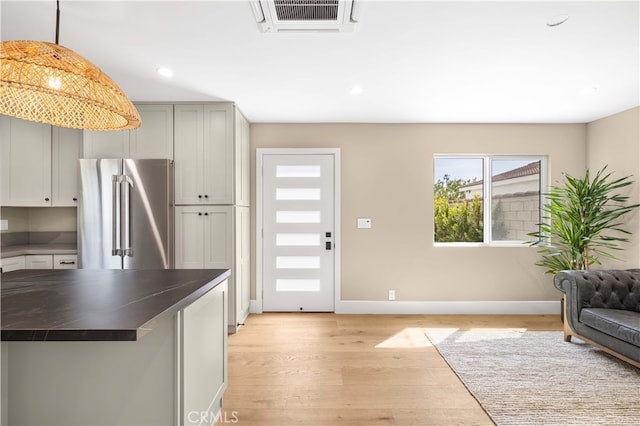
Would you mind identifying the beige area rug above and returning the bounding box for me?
[424,329,640,426]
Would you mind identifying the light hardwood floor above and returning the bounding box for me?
[222,314,562,425]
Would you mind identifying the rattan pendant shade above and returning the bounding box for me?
[0,40,140,130]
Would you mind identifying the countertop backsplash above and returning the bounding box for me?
[0,207,76,234]
[1,207,78,257]
[1,231,77,247]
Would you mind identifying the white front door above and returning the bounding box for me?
[259,151,338,312]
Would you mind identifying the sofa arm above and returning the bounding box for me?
[554,271,584,334]
[553,271,576,296]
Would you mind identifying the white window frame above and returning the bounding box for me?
[433,154,547,247]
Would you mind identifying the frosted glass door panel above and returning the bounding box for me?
[276,234,321,246]
[276,256,320,269]
[276,211,321,223]
[276,165,321,178]
[276,188,321,200]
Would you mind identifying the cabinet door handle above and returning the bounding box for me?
[198,212,202,216]
[204,195,208,198]
[72,197,77,202]
[204,212,209,216]
[198,195,202,199]
[59,261,76,265]
[45,197,50,201]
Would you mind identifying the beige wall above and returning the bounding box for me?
[587,106,640,268]
[251,123,587,302]
[0,207,76,234]
[27,208,77,232]
[0,207,29,233]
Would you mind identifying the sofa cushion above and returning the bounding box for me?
[580,308,640,347]
[573,270,640,312]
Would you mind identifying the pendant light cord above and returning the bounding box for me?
[55,0,60,44]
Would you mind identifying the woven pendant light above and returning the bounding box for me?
[0,2,140,130]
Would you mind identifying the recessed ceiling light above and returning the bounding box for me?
[351,85,363,95]
[547,14,569,27]
[579,86,598,96]
[156,67,173,78]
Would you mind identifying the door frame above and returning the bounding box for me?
[256,148,341,313]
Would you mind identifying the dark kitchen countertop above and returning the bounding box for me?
[1,268,230,342]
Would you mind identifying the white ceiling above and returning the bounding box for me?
[2,0,639,123]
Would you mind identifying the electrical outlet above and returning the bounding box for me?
[388,290,396,301]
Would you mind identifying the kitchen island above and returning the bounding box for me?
[1,269,230,426]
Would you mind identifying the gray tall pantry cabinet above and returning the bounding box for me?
[82,102,251,334]
[173,103,251,333]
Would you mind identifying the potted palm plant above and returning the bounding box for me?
[529,165,639,273]
[528,166,640,319]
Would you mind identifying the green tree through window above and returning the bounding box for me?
[434,175,483,242]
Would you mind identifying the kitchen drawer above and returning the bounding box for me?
[26,255,54,269]
[1,256,26,273]
[54,254,78,269]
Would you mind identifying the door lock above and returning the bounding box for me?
[325,231,333,250]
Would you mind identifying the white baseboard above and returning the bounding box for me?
[249,299,561,315]
[335,300,560,315]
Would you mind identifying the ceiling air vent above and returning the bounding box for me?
[251,0,358,33]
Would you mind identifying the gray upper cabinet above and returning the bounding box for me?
[52,127,83,207]
[1,116,51,206]
[82,127,129,158]
[0,116,82,207]
[234,108,250,207]
[83,104,174,159]
[129,104,174,159]
[174,104,206,204]
[174,103,237,205]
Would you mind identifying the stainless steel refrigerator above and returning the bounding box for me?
[78,159,174,269]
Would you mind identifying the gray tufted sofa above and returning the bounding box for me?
[554,269,640,368]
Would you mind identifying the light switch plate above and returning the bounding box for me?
[357,218,372,229]
[0,220,7,231]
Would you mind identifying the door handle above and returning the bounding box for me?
[124,175,134,257]
[111,175,120,256]
[118,175,128,256]
[112,174,133,257]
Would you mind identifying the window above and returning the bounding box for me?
[434,155,545,245]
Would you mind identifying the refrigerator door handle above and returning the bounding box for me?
[124,175,134,257]
[119,176,127,258]
[111,175,121,256]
